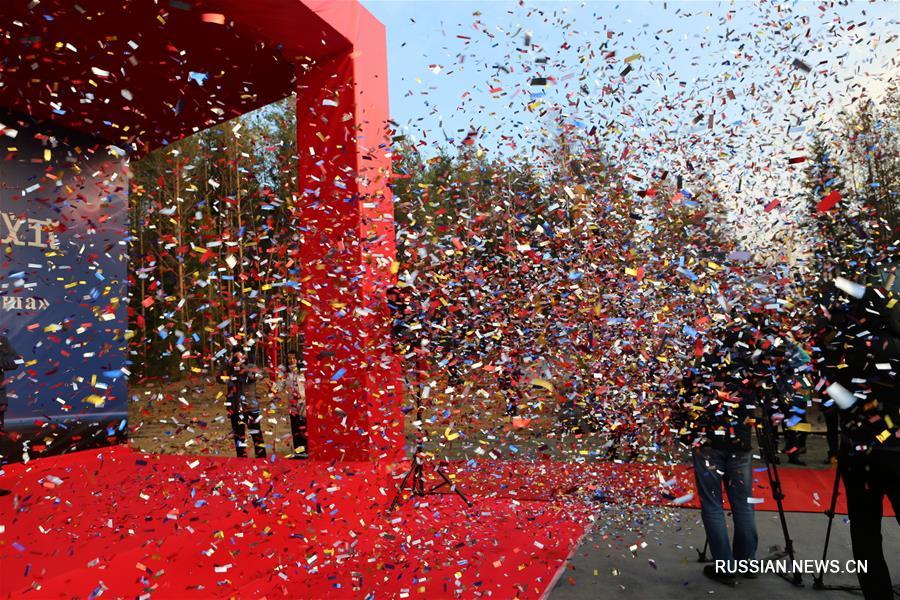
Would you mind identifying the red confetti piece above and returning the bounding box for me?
[816,190,842,212]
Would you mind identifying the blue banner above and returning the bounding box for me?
[0,111,129,461]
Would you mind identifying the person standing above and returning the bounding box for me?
[822,403,840,464]
[499,350,524,417]
[674,317,760,586]
[277,351,307,458]
[815,275,900,600]
[762,330,812,465]
[221,348,266,458]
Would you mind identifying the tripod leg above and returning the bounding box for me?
[814,462,843,589]
[413,459,425,496]
[771,461,800,572]
[435,467,473,507]
[757,422,802,586]
[696,538,710,563]
[389,464,416,512]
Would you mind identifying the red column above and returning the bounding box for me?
[294,16,403,462]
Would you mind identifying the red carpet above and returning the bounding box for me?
[1,448,892,599]
[0,447,592,599]
[438,459,895,516]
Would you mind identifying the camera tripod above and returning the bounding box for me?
[755,412,803,586]
[388,358,472,512]
[811,454,861,592]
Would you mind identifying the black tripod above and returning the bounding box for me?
[811,456,861,592]
[811,412,859,591]
[756,412,803,587]
[389,354,472,512]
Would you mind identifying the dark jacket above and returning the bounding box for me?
[222,360,262,413]
[813,284,900,453]
[674,324,758,452]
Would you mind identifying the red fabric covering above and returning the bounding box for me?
[2,448,893,598]
[0,447,590,598]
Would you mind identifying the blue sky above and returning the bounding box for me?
[364,0,897,151]
[365,1,747,152]
[362,0,899,257]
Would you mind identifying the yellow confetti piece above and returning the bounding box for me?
[788,422,812,432]
[531,378,555,392]
[84,394,106,408]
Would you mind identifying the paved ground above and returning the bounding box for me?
[548,506,900,599]
[129,377,291,456]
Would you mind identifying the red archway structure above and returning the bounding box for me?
[0,0,403,462]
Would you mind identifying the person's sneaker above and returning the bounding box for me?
[788,455,806,465]
[703,565,736,587]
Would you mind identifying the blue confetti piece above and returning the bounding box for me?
[676,267,698,281]
[188,71,208,85]
[331,368,347,381]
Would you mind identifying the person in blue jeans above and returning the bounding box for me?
[693,446,758,573]
[675,316,762,586]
